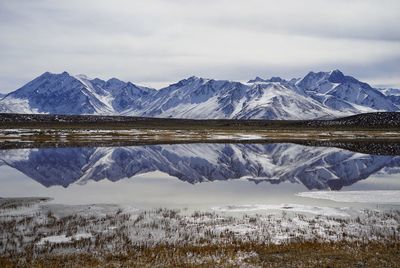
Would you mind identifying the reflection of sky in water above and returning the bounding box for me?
[0,143,400,209]
[343,173,400,191]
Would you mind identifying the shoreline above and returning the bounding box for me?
[1,129,400,155]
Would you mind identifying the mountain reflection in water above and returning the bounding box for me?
[0,143,399,190]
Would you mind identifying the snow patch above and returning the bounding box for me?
[37,233,92,245]
[212,204,349,217]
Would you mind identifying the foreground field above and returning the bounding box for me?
[0,198,399,267]
[1,241,399,267]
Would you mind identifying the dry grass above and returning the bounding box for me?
[0,198,50,211]
[0,241,399,267]
[1,205,399,267]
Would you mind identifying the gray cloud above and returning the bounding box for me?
[0,0,399,92]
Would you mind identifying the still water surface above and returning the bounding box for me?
[1,143,399,211]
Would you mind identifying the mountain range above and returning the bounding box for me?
[0,70,399,119]
[0,143,399,190]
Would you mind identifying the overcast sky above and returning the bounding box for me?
[0,0,399,92]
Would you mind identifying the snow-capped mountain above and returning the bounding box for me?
[137,76,335,119]
[296,70,398,113]
[0,70,398,119]
[380,87,400,108]
[0,72,156,115]
[381,88,400,96]
[0,144,398,190]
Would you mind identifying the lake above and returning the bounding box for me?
[1,142,399,214]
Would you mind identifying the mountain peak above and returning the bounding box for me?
[107,77,124,83]
[299,69,347,87]
[106,78,127,88]
[329,69,343,74]
[37,71,72,80]
[328,69,346,83]
[248,76,285,83]
[247,76,265,83]
[186,75,204,82]
[40,71,52,77]
[173,76,207,87]
[75,73,91,80]
[269,77,285,83]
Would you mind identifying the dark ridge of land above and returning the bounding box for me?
[1,112,400,155]
[1,112,400,130]
[0,139,399,156]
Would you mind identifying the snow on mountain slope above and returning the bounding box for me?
[381,88,400,96]
[380,88,400,109]
[0,72,156,116]
[297,70,397,113]
[0,72,109,115]
[232,83,339,119]
[74,74,156,114]
[138,76,221,117]
[138,77,337,119]
[144,72,385,119]
[0,97,37,113]
[0,70,398,119]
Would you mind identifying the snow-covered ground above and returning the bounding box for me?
[0,199,399,257]
[37,233,92,245]
[212,204,350,217]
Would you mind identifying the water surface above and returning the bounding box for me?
[1,143,399,210]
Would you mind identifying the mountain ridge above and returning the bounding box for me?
[0,70,398,119]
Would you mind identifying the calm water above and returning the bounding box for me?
[1,143,400,210]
